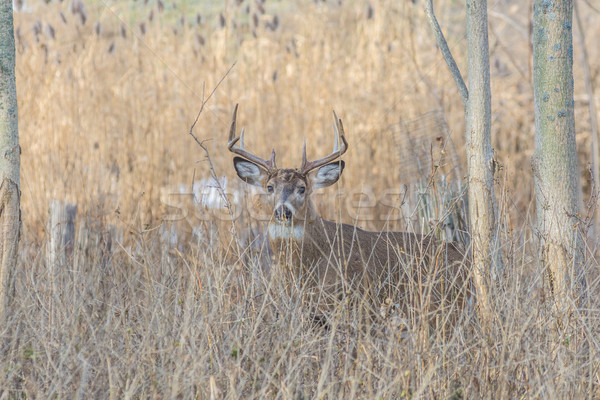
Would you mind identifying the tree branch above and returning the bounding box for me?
[187,63,242,253]
[424,0,469,105]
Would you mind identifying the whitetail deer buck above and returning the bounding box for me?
[228,104,471,324]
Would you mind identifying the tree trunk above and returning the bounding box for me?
[532,0,584,314]
[424,0,503,326]
[465,0,503,324]
[0,0,21,318]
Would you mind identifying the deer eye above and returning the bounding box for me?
[298,186,306,194]
[267,185,274,193]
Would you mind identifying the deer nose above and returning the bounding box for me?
[274,205,293,222]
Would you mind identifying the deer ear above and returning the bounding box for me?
[233,157,268,187]
[312,160,345,189]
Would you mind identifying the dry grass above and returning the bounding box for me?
[2,0,600,398]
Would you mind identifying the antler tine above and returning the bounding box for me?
[299,111,348,174]
[228,103,239,144]
[332,112,339,152]
[227,104,277,171]
[302,137,308,166]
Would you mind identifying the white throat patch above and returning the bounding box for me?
[268,224,304,240]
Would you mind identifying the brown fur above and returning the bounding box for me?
[228,107,471,324]
[240,166,472,323]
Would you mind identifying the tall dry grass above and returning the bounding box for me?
[1,0,599,398]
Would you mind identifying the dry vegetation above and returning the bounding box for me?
[1,0,600,398]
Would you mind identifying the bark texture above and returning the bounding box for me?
[425,0,502,325]
[532,0,583,306]
[0,0,21,317]
[465,0,503,322]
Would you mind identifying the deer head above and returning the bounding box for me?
[228,104,348,226]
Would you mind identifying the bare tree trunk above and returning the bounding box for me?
[464,0,503,326]
[532,0,584,317]
[425,0,503,326]
[0,0,21,318]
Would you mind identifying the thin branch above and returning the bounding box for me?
[423,0,469,105]
[190,62,236,134]
[188,63,242,251]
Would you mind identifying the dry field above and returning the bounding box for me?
[1,0,600,398]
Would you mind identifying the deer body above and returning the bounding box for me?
[268,208,466,316]
[228,105,470,321]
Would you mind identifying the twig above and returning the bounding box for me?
[188,63,242,250]
[190,168,196,195]
[189,62,236,136]
[423,0,469,105]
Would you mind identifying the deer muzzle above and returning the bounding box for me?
[274,205,293,223]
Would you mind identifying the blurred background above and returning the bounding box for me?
[6,2,600,397]
[13,0,599,241]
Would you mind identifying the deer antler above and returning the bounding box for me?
[227,104,277,172]
[299,110,348,174]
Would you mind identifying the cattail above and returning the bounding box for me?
[245,5,250,14]
[180,15,185,26]
[196,34,205,46]
[70,0,87,24]
[235,0,244,5]
[46,24,56,40]
[272,70,277,82]
[157,0,164,12]
[121,24,127,38]
[265,15,278,31]
[219,13,226,27]
[14,0,23,11]
[108,41,115,54]
[139,22,146,35]
[33,20,42,35]
[252,13,258,27]
[94,21,102,36]
[32,20,42,43]
[196,13,202,25]
[59,11,67,24]
[148,9,154,22]
[366,3,374,20]
[256,2,265,14]
[41,43,48,64]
